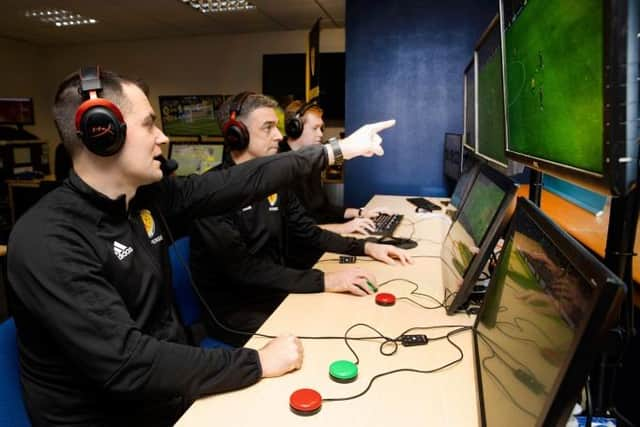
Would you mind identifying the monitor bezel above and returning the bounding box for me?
[450,159,482,212]
[444,132,463,181]
[473,197,626,426]
[167,140,225,176]
[159,95,221,137]
[442,163,518,315]
[463,57,477,152]
[0,97,35,126]
[499,0,638,196]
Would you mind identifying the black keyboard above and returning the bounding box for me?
[406,197,441,211]
[371,213,404,236]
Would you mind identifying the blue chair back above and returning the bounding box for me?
[168,237,231,349]
[0,318,30,426]
[168,237,201,327]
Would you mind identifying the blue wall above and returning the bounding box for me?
[345,0,497,206]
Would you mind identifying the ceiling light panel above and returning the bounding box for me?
[180,0,256,13]
[24,9,98,27]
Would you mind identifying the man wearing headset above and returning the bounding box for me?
[189,92,412,347]
[282,99,388,235]
[7,68,395,426]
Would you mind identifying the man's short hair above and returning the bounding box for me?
[215,93,279,129]
[52,69,148,157]
[284,100,324,127]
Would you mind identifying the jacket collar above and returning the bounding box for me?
[66,169,128,217]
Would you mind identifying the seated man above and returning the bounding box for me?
[190,92,411,347]
[282,99,385,235]
[8,69,394,426]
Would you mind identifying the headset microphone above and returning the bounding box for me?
[156,155,179,176]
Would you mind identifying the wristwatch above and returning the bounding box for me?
[328,137,344,165]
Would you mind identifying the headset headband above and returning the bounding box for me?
[295,96,319,118]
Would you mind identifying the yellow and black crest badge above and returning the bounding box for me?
[140,209,155,238]
[267,193,278,206]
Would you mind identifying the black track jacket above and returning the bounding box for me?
[7,145,328,427]
[190,156,365,346]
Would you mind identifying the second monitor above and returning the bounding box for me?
[168,141,224,176]
[441,163,518,314]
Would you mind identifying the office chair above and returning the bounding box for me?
[168,237,232,349]
[0,318,31,427]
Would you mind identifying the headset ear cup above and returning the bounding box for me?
[75,99,126,156]
[285,117,304,139]
[223,118,250,151]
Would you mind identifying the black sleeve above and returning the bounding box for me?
[154,145,328,220]
[285,191,365,256]
[192,215,325,293]
[8,221,262,402]
[313,201,347,225]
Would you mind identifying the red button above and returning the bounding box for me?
[290,388,322,416]
[375,292,396,306]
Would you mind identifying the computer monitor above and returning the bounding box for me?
[441,164,518,314]
[0,98,34,126]
[463,58,476,152]
[475,15,524,177]
[159,95,224,137]
[168,142,224,176]
[443,133,463,182]
[450,161,481,211]
[473,197,626,426]
[500,0,638,195]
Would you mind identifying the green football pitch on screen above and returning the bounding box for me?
[478,47,507,165]
[504,0,603,174]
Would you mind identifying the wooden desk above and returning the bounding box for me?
[517,185,640,306]
[176,196,479,427]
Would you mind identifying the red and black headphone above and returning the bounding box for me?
[285,97,319,139]
[75,66,127,156]
[222,92,253,152]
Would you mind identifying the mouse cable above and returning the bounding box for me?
[316,255,440,265]
[322,326,471,403]
[342,323,474,363]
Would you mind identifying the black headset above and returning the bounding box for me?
[285,97,319,139]
[75,66,127,156]
[222,92,253,151]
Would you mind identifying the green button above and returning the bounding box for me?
[329,360,358,383]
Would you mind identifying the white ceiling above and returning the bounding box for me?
[0,0,344,46]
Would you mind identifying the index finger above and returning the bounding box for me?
[368,119,396,133]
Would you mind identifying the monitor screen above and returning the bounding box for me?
[450,161,481,210]
[463,59,476,151]
[13,146,32,164]
[0,98,34,125]
[159,95,225,137]
[444,133,463,181]
[501,0,638,195]
[168,142,224,176]
[441,164,517,314]
[476,15,508,169]
[474,197,625,426]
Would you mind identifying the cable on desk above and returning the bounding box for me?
[158,210,391,343]
[322,326,472,403]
